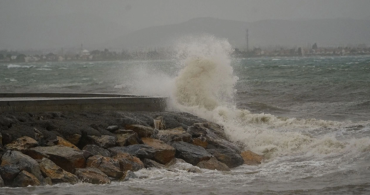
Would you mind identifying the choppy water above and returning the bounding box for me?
[1,39,370,194]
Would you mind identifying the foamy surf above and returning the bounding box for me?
[170,36,370,159]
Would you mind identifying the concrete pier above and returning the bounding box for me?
[0,93,167,112]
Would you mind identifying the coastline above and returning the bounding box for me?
[0,110,262,187]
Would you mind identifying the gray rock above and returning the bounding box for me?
[39,158,79,184]
[24,145,85,173]
[109,145,156,160]
[207,148,244,168]
[75,167,111,184]
[12,170,41,187]
[88,135,116,148]
[86,155,122,179]
[0,175,4,187]
[157,127,192,143]
[83,144,111,157]
[172,141,212,165]
[142,158,165,169]
[197,157,230,171]
[115,131,143,146]
[0,150,44,183]
[106,125,119,132]
[0,165,20,185]
[124,125,155,138]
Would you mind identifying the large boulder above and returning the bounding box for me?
[124,125,155,138]
[109,145,156,160]
[141,138,175,164]
[64,134,81,146]
[12,170,41,187]
[196,157,230,171]
[88,135,116,148]
[157,127,192,143]
[106,125,119,132]
[0,165,20,185]
[39,158,78,184]
[86,155,122,179]
[115,130,143,146]
[0,175,3,187]
[5,136,39,151]
[24,145,85,173]
[112,153,144,172]
[56,136,79,150]
[142,159,165,169]
[192,137,208,148]
[241,150,263,165]
[188,123,241,153]
[83,145,111,157]
[75,167,111,184]
[207,148,244,168]
[172,141,212,165]
[1,150,44,183]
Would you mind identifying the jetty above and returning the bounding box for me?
[0,93,167,112]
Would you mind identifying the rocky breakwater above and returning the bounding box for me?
[0,111,263,187]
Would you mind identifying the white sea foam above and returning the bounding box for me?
[7,64,33,69]
[170,35,370,159]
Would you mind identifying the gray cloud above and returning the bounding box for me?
[1,0,369,50]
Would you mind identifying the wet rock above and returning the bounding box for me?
[64,134,81,146]
[86,155,122,179]
[141,138,176,164]
[1,150,44,183]
[192,137,208,148]
[75,167,111,184]
[44,177,53,185]
[1,124,36,145]
[121,170,138,181]
[172,141,212,165]
[109,145,156,160]
[56,136,79,150]
[125,125,155,138]
[88,135,116,148]
[0,116,15,129]
[188,123,241,154]
[83,145,111,157]
[142,158,165,169]
[241,150,263,165]
[5,136,39,151]
[106,125,119,132]
[12,170,41,187]
[157,127,192,143]
[24,145,85,173]
[197,157,230,171]
[118,116,149,127]
[0,175,4,187]
[112,153,144,171]
[207,148,244,168]
[39,158,78,184]
[0,165,20,185]
[115,130,143,146]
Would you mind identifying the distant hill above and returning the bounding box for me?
[2,16,370,51]
[106,17,370,50]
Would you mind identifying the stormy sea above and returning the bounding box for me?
[1,37,370,194]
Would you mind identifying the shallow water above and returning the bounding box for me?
[1,53,370,194]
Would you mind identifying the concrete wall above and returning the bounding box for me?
[0,94,167,112]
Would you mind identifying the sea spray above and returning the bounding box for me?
[173,36,237,110]
[171,36,370,159]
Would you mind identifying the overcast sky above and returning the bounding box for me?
[1,0,370,50]
[1,0,370,32]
